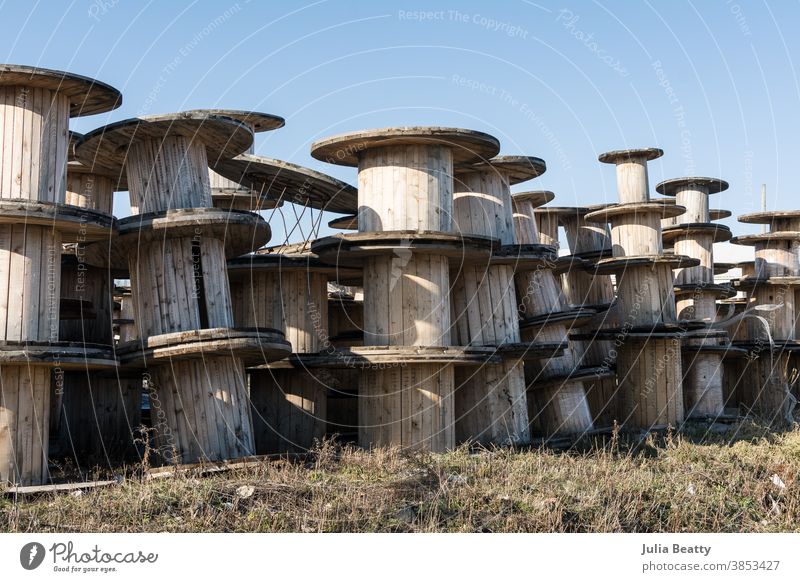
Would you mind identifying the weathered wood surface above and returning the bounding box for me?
[65,166,116,213]
[736,352,795,427]
[212,154,358,214]
[0,201,114,242]
[454,362,529,446]
[362,253,450,347]
[73,112,253,177]
[183,109,284,133]
[85,209,270,271]
[311,126,500,167]
[118,328,290,367]
[0,341,116,369]
[53,373,141,460]
[616,337,684,429]
[3,479,118,496]
[59,255,113,345]
[0,87,69,202]
[312,232,495,267]
[0,64,121,117]
[682,351,725,418]
[598,148,663,204]
[0,365,51,485]
[230,263,329,353]
[250,369,327,454]
[328,214,358,230]
[148,356,255,464]
[357,144,454,232]
[0,224,62,341]
[359,363,455,452]
[450,157,532,445]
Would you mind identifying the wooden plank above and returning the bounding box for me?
[7,224,25,340]
[5,479,118,496]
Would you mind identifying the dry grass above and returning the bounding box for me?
[2,421,799,533]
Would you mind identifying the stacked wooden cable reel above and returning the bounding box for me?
[1,63,798,488]
[729,211,800,425]
[0,65,121,485]
[583,149,699,430]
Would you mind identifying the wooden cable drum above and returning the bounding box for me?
[732,277,800,342]
[731,232,800,279]
[79,208,271,274]
[533,207,579,249]
[448,156,545,446]
[735,351,795,427]
[66,131,128,210]
[511,191,555,246]
[54,157,134,460]
[595,148,690,430]
[559,204,612,257]
[585,202,685,257]
[656,178,731,354]
[212,153,358,214]
[262,345,503,367]
[0,64,121,118]
[558,206,618,428]
[0,200,116,242]
[228,253,338,454]
[311,126,500,167]
[510,191,595,437]
[453,155,545,245]
[73,112,278,466]
[598,147,663,204]
[312,127,500,234]
[0,65,121,485]
[74,112,253,215]
[738,210,800,233]
[311,127,501,452]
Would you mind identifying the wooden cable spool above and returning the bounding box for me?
[228,254,361,453]
[558,207,619,427]
[595,148,687,429]
[448,156,547,446]
[311,126,500,451]
[0,64,121,486]
[653,177,735,419]
[74,112,292,465]
[511,191,595,437]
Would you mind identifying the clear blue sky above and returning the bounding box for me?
[2,0,797,259]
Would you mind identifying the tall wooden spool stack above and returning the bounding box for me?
[729,210,800,425]
[586,148,700,430]
[450,156,558,446]
[75,112,292,465]
[656,177,741,419]
[219,155,360,453]
[53,135,141,460]
[310,127,503,452]
[558,205,619,427]
[0,64,121,485]
[512,192,597,437]
[182,109,285,213]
